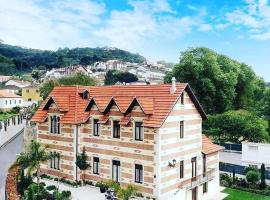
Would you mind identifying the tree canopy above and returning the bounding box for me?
[104,70,138,85]
[40,73,96,99]
[164,47,265,115]
[0,42,146,75]
[203,110,269,143]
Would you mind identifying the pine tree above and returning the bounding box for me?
[76,147,90,185]
[260,163,267,189]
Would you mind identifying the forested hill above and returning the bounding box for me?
[0,42,146,75]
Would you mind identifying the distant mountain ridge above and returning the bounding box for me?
[0,42,146,75]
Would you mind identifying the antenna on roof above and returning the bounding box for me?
[170,77,176,94]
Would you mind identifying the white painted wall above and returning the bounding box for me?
[242,142,270,169]
[0,97,23,109]
[5,80,30,88]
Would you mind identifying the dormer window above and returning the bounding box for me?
[50,115,60,134]
[80,90,89,100]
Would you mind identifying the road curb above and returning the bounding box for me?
[0,128,24,150]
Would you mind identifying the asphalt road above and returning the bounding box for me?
[0,132,24,197]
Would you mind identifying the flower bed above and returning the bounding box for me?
[5,165,20,200]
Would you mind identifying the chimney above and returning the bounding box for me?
[170,77,176,94]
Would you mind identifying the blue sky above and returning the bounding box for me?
[0,0,270,81]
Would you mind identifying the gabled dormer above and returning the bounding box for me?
[79,89,89,100]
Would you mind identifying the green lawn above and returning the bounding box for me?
[224,188,270,200]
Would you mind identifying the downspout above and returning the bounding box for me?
[74,124,79,181]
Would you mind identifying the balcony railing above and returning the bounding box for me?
[178,169,216,190]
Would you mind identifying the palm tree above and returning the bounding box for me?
[17,140,50,196]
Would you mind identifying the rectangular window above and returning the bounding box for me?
[112,160,120,182]
[113,121,120,138]
[50,152,60,170]
[135,122,143,141]
[93,119,100,136]
[5,100,7,105]
[203,182,208,193]
[203,154,206,177]
[50,116,60,134]
[10,100,11,104]
[26,89,29,93]
[93,157,99,174]
[135,164,143,184]
[14,100,16,104]
[19,100,21,104]
[180,121,184,138]
[180,92,185,104]
[191,157,197,178]
[180,160,184,179]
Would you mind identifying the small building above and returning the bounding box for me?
[22,86,42,107]
[5,79,31,88]
[1,85,21,94]
[0,76,12,83]
[242,142,270,170]
[0,90,23,110]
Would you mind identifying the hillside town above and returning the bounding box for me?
[44,60,171,85]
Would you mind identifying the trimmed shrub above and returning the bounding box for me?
[46,185,57,191]
[246,170,260,185]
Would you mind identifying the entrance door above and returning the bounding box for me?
[192,187,197,200]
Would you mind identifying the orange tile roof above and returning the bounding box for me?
[0,90,22,98]
[32,84,207,127]
[202,135,224,154]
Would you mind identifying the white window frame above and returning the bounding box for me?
[49,115,61,134]
[112,160,121,182]
[134,121,144,141]
[112,120,121,139]
[180,121,184,139]
[93,157,100,175]
[92,118,100,136]
[134,164,144,184]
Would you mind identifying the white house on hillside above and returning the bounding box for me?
[5,79,31,88]
[0,90,23,110]
[242,142,270,170]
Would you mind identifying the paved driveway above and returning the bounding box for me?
[41,179,105,200]
[0,132,24,198]
[219,151,242,165]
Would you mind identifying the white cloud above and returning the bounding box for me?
[216,23,230,29]
[198,23,212,31]
[225,0,270,40]
[0,0,105,49]
[92,1,209,51]
[0,0,211,52]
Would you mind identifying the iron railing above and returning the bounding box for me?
[178,169,216,190]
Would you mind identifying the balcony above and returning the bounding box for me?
[178,169,216,190]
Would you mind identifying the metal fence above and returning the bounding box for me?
[215,142,242,152]
[220,162,270,179]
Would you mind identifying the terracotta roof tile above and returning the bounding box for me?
[32,84,207,127]
[202,135,224,154]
